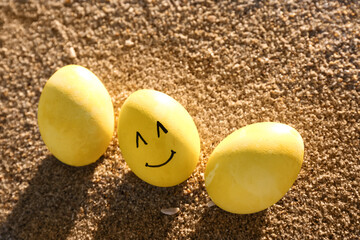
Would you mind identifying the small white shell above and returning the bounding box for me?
[68,47,76,59]
[161,207,180,215]
[125,39,135,47]
[207,201,216,207]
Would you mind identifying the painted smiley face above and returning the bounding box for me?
[117,89,200,187]
[137,121,176,168]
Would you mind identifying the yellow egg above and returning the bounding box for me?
[37,65,114,166]
[117,89,200,187]
[205,122,304,214]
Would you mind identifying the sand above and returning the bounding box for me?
[0,0,359,239]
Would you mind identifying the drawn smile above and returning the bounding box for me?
[145,150,176,168]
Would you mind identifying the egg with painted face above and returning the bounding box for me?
[117,89,200,187]
[205,122,304,214]
[37,65,115,166]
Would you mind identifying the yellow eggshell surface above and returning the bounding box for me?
[38,65,114,166]
[205,122,304,214]
[117,89,200,187]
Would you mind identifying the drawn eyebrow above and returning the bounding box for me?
[157,121,168,138]
[136,131,147,148]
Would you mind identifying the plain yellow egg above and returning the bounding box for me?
[117,89,200,187]
[205,122,304,214]
[37,65,114,166]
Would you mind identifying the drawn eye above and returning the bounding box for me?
[136,131,148,148]
[157,121,168,138]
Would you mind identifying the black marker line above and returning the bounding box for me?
[157,121,168,138]
[145,150,176,168]
[136,131,147,148]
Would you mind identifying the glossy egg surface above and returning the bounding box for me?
[117,89,200,187]
[38,65,114,166]
[205,122,304,214]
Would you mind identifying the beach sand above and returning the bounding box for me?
[0,0,359,239]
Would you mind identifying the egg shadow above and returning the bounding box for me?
[188,203,268,239]
[0,155,100,240]
[93,170,193,239]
